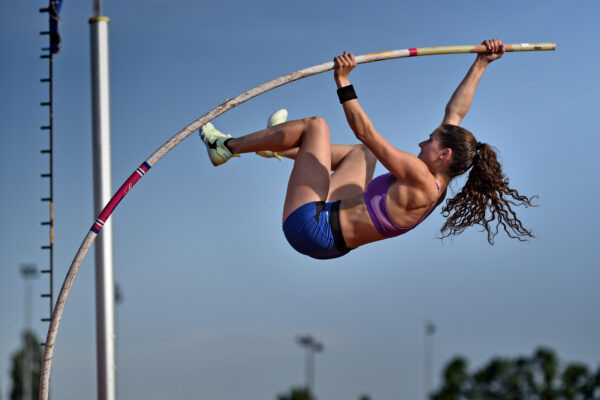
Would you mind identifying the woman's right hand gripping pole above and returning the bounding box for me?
[334,52,356,88]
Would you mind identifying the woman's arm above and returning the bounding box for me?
[443,38,505,126]
[334,53,431,185]
[334,52,376,144]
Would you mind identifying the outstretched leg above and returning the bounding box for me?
[225,117,333,222]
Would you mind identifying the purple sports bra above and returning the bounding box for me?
[364,172,443,238]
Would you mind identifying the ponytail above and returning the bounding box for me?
[436,124,536,244]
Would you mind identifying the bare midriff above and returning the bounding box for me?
[339,185,440,249]
[338,194,385,248]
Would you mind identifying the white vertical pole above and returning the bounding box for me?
[89,3,116,399]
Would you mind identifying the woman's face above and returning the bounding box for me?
[418,131,444,165]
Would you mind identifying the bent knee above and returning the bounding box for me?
[304,116,328,131]
[298,116,330,143]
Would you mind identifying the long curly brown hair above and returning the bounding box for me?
[436,124,536,244]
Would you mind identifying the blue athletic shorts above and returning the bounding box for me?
[282,200,353,260]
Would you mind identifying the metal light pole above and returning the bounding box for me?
[114,282,123,393]
[20,264,37,400]
[296,335,324,398]
[90,0,116,399]
[424,321,436,400]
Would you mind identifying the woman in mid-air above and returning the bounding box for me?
[199,38,535,259]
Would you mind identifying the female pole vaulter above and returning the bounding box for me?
[200,39,535,259]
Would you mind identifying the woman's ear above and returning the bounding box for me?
[440,148,452,162]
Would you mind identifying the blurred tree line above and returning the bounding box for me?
[9,336,599,400]
[9,330,42,400]
[277,347,599,400]
[431,347,600,400]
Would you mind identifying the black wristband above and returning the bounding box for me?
[337,85,357,104]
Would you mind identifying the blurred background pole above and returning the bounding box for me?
[89,0,116,399]
[296,335,324,398]
[424,321,436,400]
[21,264,37,400]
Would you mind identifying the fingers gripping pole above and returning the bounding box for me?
[39,42,555,400]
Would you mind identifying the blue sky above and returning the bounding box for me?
[1,1,599,399]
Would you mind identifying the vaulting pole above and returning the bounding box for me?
[39,42,555,400]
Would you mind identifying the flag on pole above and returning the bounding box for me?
[49,0,63,55]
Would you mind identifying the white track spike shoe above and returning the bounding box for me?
[267,108,288,127]
[256,108,288,161]
[199,122,240,166]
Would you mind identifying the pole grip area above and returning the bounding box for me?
[413,42,556,56]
